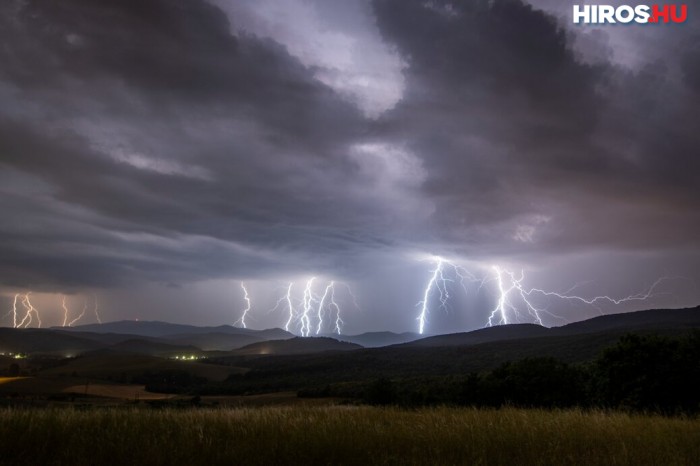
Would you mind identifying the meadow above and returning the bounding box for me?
[0,406,698,465]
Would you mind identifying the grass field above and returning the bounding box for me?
[0,406,698,465]
[0,376,171,400]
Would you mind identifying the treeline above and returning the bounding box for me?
[143,331,700,415]
[305,332,700,415]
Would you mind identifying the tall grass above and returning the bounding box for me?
[0,406,698,465]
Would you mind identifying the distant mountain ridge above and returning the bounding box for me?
[331,331,423,348]
[3,305,698,356]
[59,320,293,339]
[234,337,363,355]
[400,306,700,348]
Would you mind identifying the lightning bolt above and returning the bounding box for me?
[314,281,347,335]
[416,257,481,334]
[235,283,252,329]
[267,280,356,336]
[488,266,553,326]
[68,298,88,327]
[315,282,333,335]
[3,294,20,328]
[92,295,102,324]
[486,268,686,327]
[283,283,295,332]
[61,295,70,327]
[417,259,446,335]
[300,278,317,337]
[417,256,682,334]
[330,284,344,335]
[63,294,100,327]
[17,294,41,328]
[527,276,674,308]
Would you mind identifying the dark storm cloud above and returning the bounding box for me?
[370,0,700,257]
[0,0,401,287]
[0,0,698,306]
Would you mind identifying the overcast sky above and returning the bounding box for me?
[1,0,698,335]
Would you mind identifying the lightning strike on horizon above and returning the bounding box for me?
[283,283,295,332]
[330,284,343,335]
[417,260,442,335]
[315,281,346,335]
[416,257,481,334]
[487,269,684,327]
[3,294,19,328]
[64,295,100,327]
[17,294,41,328]
[92,295,102,324]
[487,266,553,326]
[300,277,317,337]
[417,257,681,334]
[315,282,333,335]
[61,295,70,327]
[235,283,252,329]
[68,298,88,327]
[268,280,354,335]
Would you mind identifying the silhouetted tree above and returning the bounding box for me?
[481,358,587,408]
[594,332,700,414]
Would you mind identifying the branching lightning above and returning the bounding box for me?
[68,298,88,327]
[63,294,100,327]
[61,295,70,327]
[17,294,41,328]
[416,256,684,334]
[315,281,344,335]
[416,256,482,334]
[283,283,295,332]
[487,269,681,327]
[527,276,673,308]
[3,292,105,329]
[487,266,554,326]
[331,285,343,335]
[0,265,681,336]
[266,279,355,336]
[315,282,332,336]
[92,295,102,324]
[300,277,317,337]
[235,283,252,329]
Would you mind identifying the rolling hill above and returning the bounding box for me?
[0,328,101,355]
[106,339,201,357]
[60,321,294,339]
[402,324,550,348]
[332,331,423,348]
[207,305,700,393]
[234,337,363,355]
[39,351,242,382]
[401,306,700,348]
[2,305,698,396]
[161,332,266,351]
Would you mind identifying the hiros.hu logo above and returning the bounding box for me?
[573,4,687,24]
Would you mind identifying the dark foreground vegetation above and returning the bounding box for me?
[148,332,700,415]
[354,332,700,414]
[0,406,698,466]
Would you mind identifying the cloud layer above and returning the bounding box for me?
[1,0,698,331]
